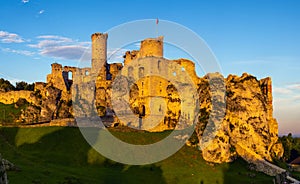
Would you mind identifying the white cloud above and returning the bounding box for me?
[0,31,25,43]
[273,87,292,95]
[28,35,90,60]
[40,45,89,60]
[273,83,300,110]
[1,47,35,56]
[134,42,141,48]
[230,59,272,65]
[38,10,45,14]
[287,83,300,91]
[107,48,127,62]
[22,0,29,3]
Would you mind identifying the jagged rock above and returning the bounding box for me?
[1,158,18,171]
[196,73,283,163]
[0,154,8,184]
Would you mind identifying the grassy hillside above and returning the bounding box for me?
[0,127,273,184]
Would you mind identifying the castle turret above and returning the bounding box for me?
[51,63,63,74]
[91,33,108,78]
[139,36,163,58]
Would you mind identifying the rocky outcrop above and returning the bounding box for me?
[196,73,283,163]
[0,154,8,184]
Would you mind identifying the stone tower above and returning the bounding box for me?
[139,36,163,58]
[91,33,108,78]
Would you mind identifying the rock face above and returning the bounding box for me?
[0,154,8,184]
[196,73,284,163]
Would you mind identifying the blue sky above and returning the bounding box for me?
[0,0,300,135]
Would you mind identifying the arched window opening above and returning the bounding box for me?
[68,71,73,80]
[139,67,144,78]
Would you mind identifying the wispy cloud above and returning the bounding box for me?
[28,35,90,60]
[287,83,300,90]
[231,59,272,65]
[273,87,293,95]
[21,0,29,4]
[40,45,89,60]
[0,30,25,43]
[274,83,300,103]
[107,48,127,62]
[38,10,45,14]
[230,56,299,65]
[1,47,35,56]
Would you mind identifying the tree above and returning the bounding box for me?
[280,133,300,162]
[0,78,15,92]
[281,134,293,161]
[15,81,34,91]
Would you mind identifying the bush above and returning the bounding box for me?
[15,98,28,108]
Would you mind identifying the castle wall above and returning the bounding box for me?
[34,82,46,92]
[118,56,198,131]
[124,50,139,65]
[109,63,123,80]
[0,91,36,105]
[47,63,67,92]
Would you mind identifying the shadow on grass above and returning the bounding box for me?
[0,127,167,184]
[222,158,274,184]
[0,127,276,184]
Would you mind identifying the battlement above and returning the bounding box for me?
[51,63,62,72]
[91,32,108,41]
[124,50,139,65]
[140,36,163,58]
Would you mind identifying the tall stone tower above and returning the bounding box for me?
[91,33,108,78]
[139,36,163,58]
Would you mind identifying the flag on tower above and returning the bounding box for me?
[156,18,159,24]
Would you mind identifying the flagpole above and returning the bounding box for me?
[156,18,159,38]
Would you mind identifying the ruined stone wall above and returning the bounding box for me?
[34,82,46,92]
[47,63,67,92]
[109,63,123,80]
[0,91,36,105]
[124,50,139,65]
[115,55,198,131]
[173,59,199,84]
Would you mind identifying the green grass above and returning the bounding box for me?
[0,127,273,184]
[291,171,300,181]
[0,102,25,125]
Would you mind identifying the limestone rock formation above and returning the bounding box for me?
[196,73,284,163]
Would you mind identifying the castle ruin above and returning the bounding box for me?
[0,32,285,167]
